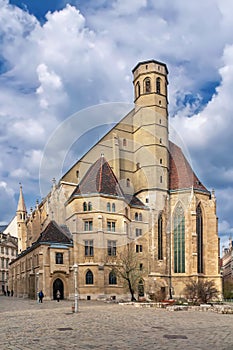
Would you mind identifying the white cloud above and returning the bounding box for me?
[0,0,233,240]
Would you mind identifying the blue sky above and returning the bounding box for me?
[1,0,233,251]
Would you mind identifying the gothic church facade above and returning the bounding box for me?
[9,60,222,301]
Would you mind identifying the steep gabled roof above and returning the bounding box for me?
[36,221,72,244]
[169,141,208,193]
[71,156,124,198]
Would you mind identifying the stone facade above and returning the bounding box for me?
[0,230,18,294]
[8,59,222,301]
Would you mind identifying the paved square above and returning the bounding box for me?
[0,296,232,350]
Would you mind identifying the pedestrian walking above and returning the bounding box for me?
[56,290,61,302]
[39,290,44,303]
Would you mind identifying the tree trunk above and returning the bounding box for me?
[127,278,136,301]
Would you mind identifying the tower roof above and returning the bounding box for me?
[169,141,208,193]
[71,156,124,198]
[132,59,168,74]
[17,185,27,212]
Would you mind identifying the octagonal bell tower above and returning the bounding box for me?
[132,60,169,208]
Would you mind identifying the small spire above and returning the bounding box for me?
[17,184,27,213]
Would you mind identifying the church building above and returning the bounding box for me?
[9,60,222,301]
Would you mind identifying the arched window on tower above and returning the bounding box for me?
[173,203,185,273]
[156,77,161,94]
[136,81,140,98]
[144,77,151,93]
[196,204,203,273]
[107,202,111,212]
[158,213,163,260]
[112,203,116,212]
[88,202,92,211]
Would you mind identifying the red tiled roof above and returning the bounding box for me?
[169,141,208,192]
[71,156,124,198]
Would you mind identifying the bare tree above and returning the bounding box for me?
[108,244,144,301]
[184,279,219,304]
[223,279,233,299]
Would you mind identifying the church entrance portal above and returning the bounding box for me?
[53,278,64,300]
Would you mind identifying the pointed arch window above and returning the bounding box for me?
[158,213,163,260]
[196,204,203,273]
[86,270,94,285]
[88,202,92,211]
[136,81,140,98]
[173,203,185,273]
[109,271,117,285]
[144,77,151,93]
[156,77,161,94]
[83,202,87,211]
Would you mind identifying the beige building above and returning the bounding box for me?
[0,229,18,295]
[9,59,222,301]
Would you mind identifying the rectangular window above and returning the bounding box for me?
[1,272,4,282]
[108,240,117,256]
[1,258,4,268]
[84,220,93,231]
[5,247,8,255]
[1,246,4,254]
[55,252,63,264]
[136,245,143,253]
[84,240,94,256]
[107,221,116,232]
[136,228,142,237]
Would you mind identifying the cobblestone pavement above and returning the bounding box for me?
[0,296,233,350]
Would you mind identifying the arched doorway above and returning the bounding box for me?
[53,278,64,300]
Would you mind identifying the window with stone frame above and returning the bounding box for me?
[136,244,143,253]
[109,271,117,285]
[144,77,151,93]
[107,221,116,232]
[84,240,94,256]
[136,228,142,237]
[86,270,94,284]
[173,203,185,273]
[156,77,161,94]
[84,220,93,231]
[196,204,204,273]
[55,252,63,264]
[158,213,163,260]
[108,240,117,256]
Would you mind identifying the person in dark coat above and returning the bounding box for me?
[39,290,44,303]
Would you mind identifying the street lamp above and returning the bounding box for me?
[73,264,78,313]
[36,272,39,302]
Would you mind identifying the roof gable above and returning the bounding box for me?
[36,221,72,244]
[169,141,208,193]
[71,156,124,198]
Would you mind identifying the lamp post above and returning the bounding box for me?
[36,272,39,302]
[73,264,78,313]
